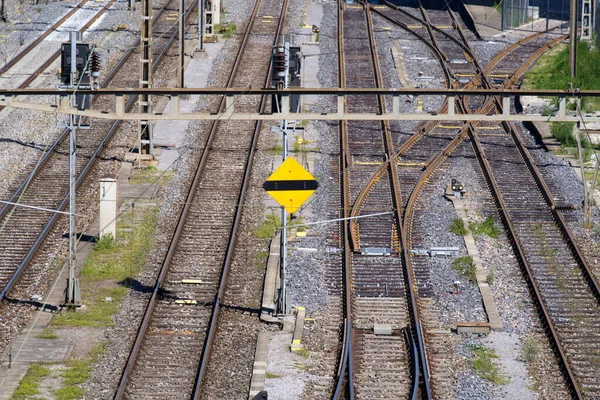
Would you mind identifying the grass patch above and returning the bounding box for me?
[469,345,509,385]
[295,348,310,358]
[129,165,174,186]
[267,144,283,155]
[94,232,115,252]
[53,205,157,327]
[265,371,283,379]
[52,343,105,400]
[452,256,476,283]
[254,215,281,239]
[523,41,600,111]
[11,364,51,399]
[449,218,468,236]
[469,216,499,239]
[215,22,236,38]
[36,327,60,339]
[523,337,538,364]
[485,267,495,285]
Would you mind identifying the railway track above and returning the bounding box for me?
[344,0,579,397]
[382,0,600,397]
[0,0,195,303]
[114,0,288,397]
[333,2,429,398]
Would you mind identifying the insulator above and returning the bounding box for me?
[90,51,101,78]
[274,50,287,77]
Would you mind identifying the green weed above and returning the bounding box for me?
[449,218,468,236]
[265,372,283,379]
[452,256,476,283]
[254,215,281,239]
[296,348,310,358]
[11,364,51,399]
[523,337,538,364]
[36,327,59,339]
[485,267,495,285]
[469,216,499,239]
[469,345,509,385]
[52,343,105,400]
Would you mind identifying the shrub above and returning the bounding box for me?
[452,256,476,283]
[469,345,509,385]
[470,216,499,239]
[449,218,468,236]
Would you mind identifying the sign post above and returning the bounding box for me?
[263,157,318,314]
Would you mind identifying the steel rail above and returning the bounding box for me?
[349,2,561,246]
[349,3,454,249]
[5,87,600,96]
[0,0,90,75]
[333,1,354,399]
[114,0,288,397]
[192,0,288,395]
[366,4,429,398]
[0,0,191,303]
[354,4,573,397]
[450,12,585,397]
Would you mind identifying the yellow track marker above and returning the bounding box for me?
[408,25,423,29]
[175,299,197,305]
[354,161,382,165]
[437,125,462,129]
[181,279,203,284]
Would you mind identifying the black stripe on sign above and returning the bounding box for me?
[263,180,319,191]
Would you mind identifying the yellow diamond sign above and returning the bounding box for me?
[263,157,318,214]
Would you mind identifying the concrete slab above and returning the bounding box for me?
[446,191,503,331]
[463,4,503,38]
[291,307,305,351]
[261,233,280,315]
[248,333,270,399]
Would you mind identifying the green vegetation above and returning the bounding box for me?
[485,267,495,285]
[129,165,173,186]
[215,22,236,39]
[449,218,468,236]
[452,256,477,283]
[11,364,51,399]
[524,41,600,111]
[295,348,310,358]
[94,233,115,252]
[268,144,283,155]
[36,327,59,339]
[254,215,281,239]
[469,345,509,385]
[492,0,502,13]
[523,337,538,364]
[53,204,157,327]
[469,216,499,239]
[265,372,283,379]
[52,343,105,400]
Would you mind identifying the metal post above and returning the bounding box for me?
[178,0,184,88]
[67,31,78,304]
[200,0,204,51]
[546,0,550,32]
[569,0,577,79]
[140,0,153,157]
[501,0,505,31]
[575,121,592,228]
[277,40,290,316]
